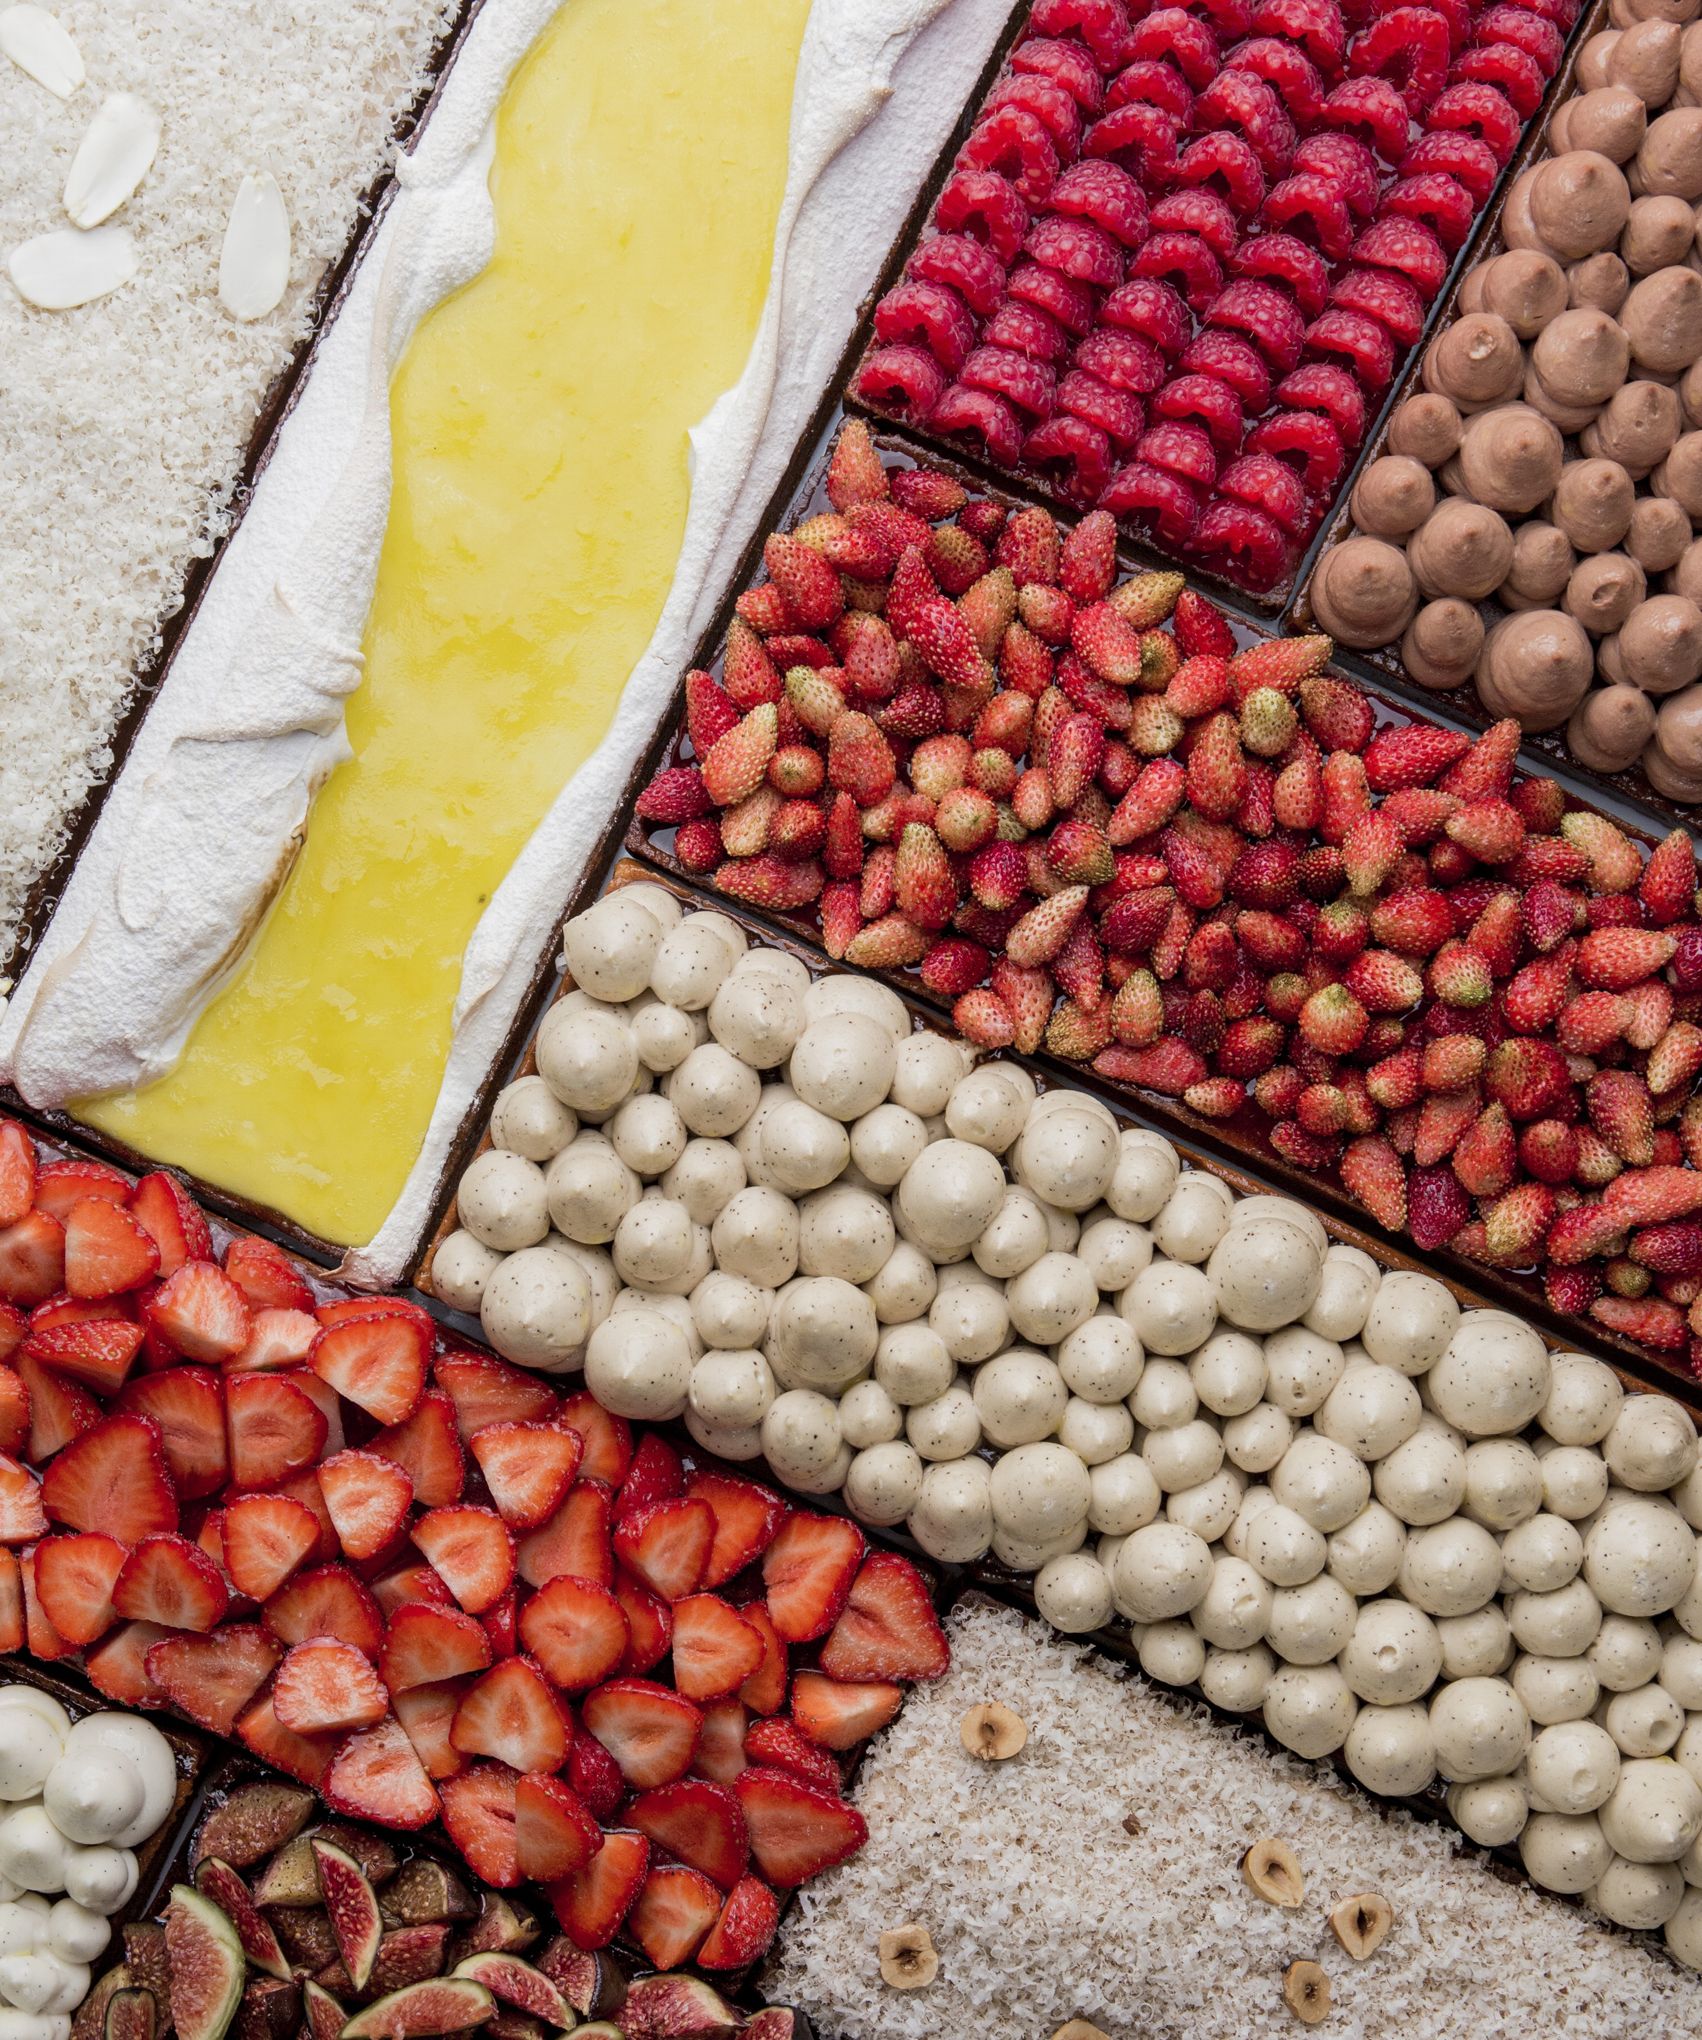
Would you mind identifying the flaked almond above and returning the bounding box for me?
[1242,1836,1305,1907]
[219,169,290,321]
[1328,1891,1394,1960]
[960,1701,1027,1761]
[8,224,136,309]
[63,92,160,228]
[878,1926,938,1990]
[0,4,82,96]
[1283,1960,1332,2025]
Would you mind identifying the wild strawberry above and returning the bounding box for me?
[1362,723,1471,791]
[1512,776,1568,831]
[1603,1163,1702,1228]
[1165,655,1230,719]
[952,987,1017,1048]
[1367,888,1450,956]
[1419,1035,1484,1093]
[1556,990,1629,1056]
[1648,1020,1702,1097]
[824,417,887,510]
[908,598,992,693]
[1047,713,1106,810]
[1408,1166,1470,1250]
[1045,816,1114,887]
[1172,588,1235,658]
[1053,914,1107,1008]
[1625,979,1674,1051]
[1341,811,1402,896]
[1179,1076,1243,1119]
[841,614,903,703]
[826,712,896,806]
[720,786,779,857]
[1005,887,1089,967]
[1296,1083,1350,1136]
[891,465,964,519]
[1414,1087,1480,1167]
[1109,570,1184,630]
[1320,751,1371,847]
[987,959,1051,1054]
[1485,1037,1570,1121]
[1057,509,1114,603]
[1588,1069,1656,1166]
[818,883,860,960]
[1545,1265,1602,1313]
[1453,1103,1516,1197]
[1559,810,1641,894]
[1498,949,1572,1035]
[996,505,1062,586]
[1628,1221,1702,1275]
[1230,634,1332,700]
[859,845,897,920]
[1236,686,1297,760]
[959,568,1018,659]
[1273,743,1323,831]
[671,817,720,872]
[1299,675,1373,752]
[1126,696,1185,756]
[1067,601,1142,688]
[783,664,845,738]
[701,706,778,807]
[1426,940,1492,1009]
[1343,949,1422,1013]
[1299,984,1368,1054]
[1271,1121,1343,1170]
[769,744,826,799]
[1517,1117,1578,1186]
[821,792,864,880]
[925,524,989,596]
[1342,1136,1407,1230]
[715,853,823,912]
[891,825,956,932]
[771,799,826,861]
[1107,757,1186,844]
[931,786,993,854]
[1640,827,1698,924]
[1439,718,1520,799]
[1095,1038,1206,1095]
[685,670,741,757]
[1483,1181,1556,1265]
[1017,582,1073,644]
[1577,927,1676,991]
[1367,1046,1423,1110]
[1592,1294,1688,1350]
[1046,998,1111,1061]
[838,915,924,970]
[1185,715,1249,822]
[962,840,1023,913]
[722,620,782,708]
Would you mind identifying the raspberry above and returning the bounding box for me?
[1180,329,1272,410]
[1024,414,1116,505]
[1100,277,1192,356]
[1349,7,1452,113]
[1074,328,1167,395]
[1451,41,1546,117]
[1473,5,1563,76]
[983,72,1087,159]
[1149,187,1241,260]
[1029,0,1134,68]
[909,232,1007,316]
[1194,0,1257,33]
[1208,278,1308,371]
[872,279,977,374]
[1247,408,1348,492]
[1298,134,1383,221]
[1012,34,1107,113]
[1263,172,1355,261]
[1382,171,1476,253]
[1351,216,1449,299]
[1194,500,1293,592]
[1024,214,1126,288]
[1192,70,1297,178]
[960,104,1061,207]
[984,297,1069,363]
[1252,0,1346,72]
[1135,418,1221,489]
[1006,258,1097,336]
[1425,80,1520,163]
[1084,102,1182,190]
[931,382,1025,465]
[934,164,1030,266]
[1425,0,1475,47]
[1175,132,1268,218]
[1100,460,1202,547]
[960,344,1057,419]
[1329,265,1427,346]
[1400,130,1500,203]
[1105,58,1195,123]
[1320,78,1413,165]
[1057,370,1145,449]
[856,343,947,422]
[1231,232,1330,317]
[1510,0,1581,29]
[1216,453,1309,537]
[1129,231,1224,311]
[1227,37,1329,125]
[1305,308,1397,390]
[1150,374,1243,457]
[1125,8,1222,88]
[1048,159,1150,246]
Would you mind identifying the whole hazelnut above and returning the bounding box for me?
[1569,682,1659,770]
[1402,600,1485,689]
[1619,593,1702,691]
[1388,392,1463,466]
[1552,458,1638,553]
[1504,522,1578,608]
[1566,552,1648,634]
[1634,109,1702,198]
[1532,308,1633,407]
[1531,152,1633,260]
[1566,253,1632,317]
[1477,250,1569,338]
[1456,405,1566,513]
[1409,499,1514,601]
[1424,312,1526,406]
[1306,537,1418,648]
[1621,194,1696,273]
[1477,609,1597,730]
[1654,430,1702,513]
[1627,496,1691,570]
[1555,87,1648,163]
[1608,17,1683,105]
[1350,456,1435,538]
[1621,266,1702,375]
[1580,379,1681,475]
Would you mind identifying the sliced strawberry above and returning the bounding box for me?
[482,1588,517,1660]
[42,1412,177,1540]
[0,1367,22,1461]
[324,1714,439,1831]
[760,1514,864,1643]
[149,1624,281,1734]
[0,1456,46,1547]
[735,1767,867,1887]
[222,1236,315,1313]
[316,1293,434,1330]
[517,1574,629,1693]
[113,1530,228,1630]
[0,1549,20,1652]
[63,1198,158,1300]
[580,1678,702,1790]
[0,1308,23,1369]
[737,1603,787,1717]
[555,1391,631,1487]
[439,1762,521,1887]
[273,1638,390,1734]
[226,1374,326,1490]
[271,1468,338,1563]
[287,1367,345,1457]
[146,1261,252,1362]
[381,1601,493,1691]
[691,1699,748,1786]
[0,1123,37,1229]
[85,1618,173,1706]
[627,1865,722,1970]
[311,1314,428,1427]
[547,1829,648,1951]
[24,1316,143,1396]
[819,1552,949,1681]
[697,1875,780,1971]
[369,1390,465,1508]
[566,1729,625,1822]
[235,1685,335,1788]
[129,1171,212,1277]
[116,1367,228,1498]
[470,1422,582,1530]
[30,1290,128,1330]
[613,1497,713,1604]
[31,1530,125,1645]
[432,1348,557,1439]
[16,1351,97,1460]
[20,1555,69,1656]
[195,1509,236,1590]
[515,1773,602,1881]
[450,1657,569,1774]
[669,1595,763,1703]
[517,1479,612,1591]
[685,1472,787,1588]
[0,1212,65,1308]
[34,1159,129,1219]
[264,1562,383,1657]
[612,1569,671,1677]
[318,1449,413,1561]
[744,1718,839,1793]
[371,1560,453,1617]
[628,1778,748,1891]
[228,1307,320,1372]
[392,1678,469,1780]
[413,1504,514,1615]
[613,1435,683,1526]
[790,1668,902,1750]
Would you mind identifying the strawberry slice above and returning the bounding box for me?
[612,1497,713,1603]
[21,1555,70,1657]
[439,1762,522,1887]
[85,1619,172,1706]
[223,1236,315,1313]
[697,1875,780,1970]
[226,1374,327,1489]
[580,1678,702,1790]
[63,1199,158,1300]
[450,1658,569,1774]
[482,1589,517,1660]
[264,1562,383,1657]
[517,1575,629,1693]
[691,1699,748,1785]
[287,1367,345,1458]
[43,1412,177,1540]
[819,1552,949,1681]
[555,1391,631,1487]
[743,1718,839,1793]
[0,1124,36,1228]
[392,1678,470,1780]
[29,1291,126,1330]
[235,1685,336,1788]
[129,1171,212,1277]
[0,1212,65,1308]
[146,1261,252,1362]
[685,1472,787,1588]
[310,1314,428,1427]
[789,1669,902,1751]
[31,1530,126,1645]
[16,1351,97,1461]
[273,1638,390,1734]
[413,1505,515,1614]
[760,1513,865,1643]
[317,1293,434,1329]
[0,1550,20,1653]
[116,1367,228,1497]
[735,1767,868,1887]
[324,1714,439,1831]
[369,1390,465,1508]
[113,1530,228,1630]
[432,1347,559,1439]
[25,1317,144,1395]
[613,1435,683,1526]
[547,1828,648,1951]
[149,1623,281,1734]
[514,1774,601,1882]
[34,1160,129,1219]
[737,1604,787,1718]
[469,1422,582,1530]
[670,1595,763,1703]
[317,1449,414,1561]
[0,1307,24,1368]
[371,1560,454,1617]
[626,1865,722,1970]
[628,1778,749,1890]
[229,1307,320,1372]
[612,1569,671,1677]
[0,1367,22,1460]
[566,1729,624,1821]
[221,1492,320,1600]
[272,1468,339,1563]
[517,1480,612,1591]
[0,1457,46,1547]
[381,1602,492,1691]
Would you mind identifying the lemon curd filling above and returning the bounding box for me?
[81,0,812,1245]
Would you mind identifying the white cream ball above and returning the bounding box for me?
[908,1458,994,1563]
[1539,1352,1624,1445]
[490,1075,578,1162]
[1034,1552,1114,1633]
[789,1014,896,1121]
[991,1442,1093,1545]
[1527,1719,1621,1814]
[583,1306,691,1419]
[480,1247,593,1369]
[688,1349,776,1430]
[1360,1270,1459,1375]
[905,1384,981,1463]
[429,1229,503,1314]
[1264,1665,1357,1758]
[843,1441,924,1527]
[1431,1676,1531,1781]
[1118,1260,1215,1356]
[1112,1521,1212,1621]
[1087,1453,1161,1536]
[1058,1316,1145,1404]
[1427,1312,1551,1437]
[1345,1703,1437,1797]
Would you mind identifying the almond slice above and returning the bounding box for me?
[218,170,290,321]
[1242,1836,1305,1907]
[9,224,136,309]
[1328,1891,1394,1960]
[64,92,160,228]
[0,4,82,96]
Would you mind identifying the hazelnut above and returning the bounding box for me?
[1503,521,1577,608]
[1387,391,1462,466]
[1569,682,1658,771]
[878,1925,938,1990]
[1627,496,1691,569]
[1566,252,1632,317]
[1349,455,1434,538]
[1531,152,1632,260]
[1456,405,1565,512]
[1531,307,1633,407]
[1634,107,1702,198]
[1566,551,1647,633]
[1580,379,1681,474]
[1555,87,1648,163]
[1477,609,1596,729]
[1619,592,1702,690]
[1477,250,1569,337]
[1242,1836,1306,1906]
[1552,458,1637,552]
[1608,17,1683,105]
[959,1701,1027,1760]
[1622,266,1702,378]
[1402,599,1484,689]
[1408,500,1514,602]
[1656,430,1702,513]
[1621,194,1696,272]
[1424,312,1525,406]
[1282,1961,1332,2026]
[1306,537,1417,648]
[1328,1892,1395,1961]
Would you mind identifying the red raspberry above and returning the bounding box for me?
[931,383,1025,465]
[1024,214,1127,287]
[1217,453,1310,537]
[1048,159,1150,246]
[855,344,947,422]
[1135,418,1220,488]
[1247,408,1348,492]
[1075,327,1167,395]
[1153,372,1245,451]
[1305,308,1397,390]
[1192,71,1297,178]
[909,232,1006,316]
[1149,188,1240,259]
[1509,0,1580,29]
[1105,58,1194,122]
[1424,80,1520,162]
[1024,415,1116,506]
[1100,460,1203,548]
[1006,258,1097,336]
[1275,362,1368,443]
[934,165,1030,266]
[1329,265,1427,346]
[1194,0,1258,33]
[1180,329,1272,410]
[1349,7,1452,114]
[1291,132,1381,218]
[1130,232,1224,311]
[1011,35,1107,115]
[960,104,1061,206]
[984,296,1071,363]
[1400,130,1500,203]
[1251,0,1346,73]
[1174,132,1267,218]
[961,344,1057,418]
[1083,102,1182,190]
[1381,171,1476,252]
[1351,216,1449,298]
[1100,276,1192,356]
[1193,500,1294,592]
[1424,0,1474,48]
[1320,77,1413,165]
[1057,370,1145,450]
[1208,278,1307,371]
[873,279,977,373]
[1029,0,1134,69]
[1227,37,1329,125]
[1262,172,1355,261]
[1473,6,1563,76]
[983,73,1086,159]
[1125,8,1222,88]
[1231,232,1330,317]
[1451,42,1546,117]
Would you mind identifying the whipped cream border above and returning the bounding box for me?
[1,0,1016,1285]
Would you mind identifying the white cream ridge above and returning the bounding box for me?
[0,0,1015,1284]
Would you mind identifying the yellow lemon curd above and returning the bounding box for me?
[82,0,812,1245]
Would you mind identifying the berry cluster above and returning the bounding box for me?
[856,0,1579,589]
[0,1129,949,1973]
[635,422,1702,1369]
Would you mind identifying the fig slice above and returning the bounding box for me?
[301,1983,345,2040]
[236,1977,299,2040]
[193,1783,316,1870]
[341,1979,494,2039]
[452,1895,537,1959]
[744,2015,814,2040]
[534,1940,624,2021]
[73,1964,135,2040]
[371,1926,453,1994]
[617,1974,742,2039]
[313,1840,383,1993]
[449,1957,568,2028]
[104,1989,157,2040]
[165,1886,246,2040]
[381,1860,477,1928]
[193,1860,291,1981]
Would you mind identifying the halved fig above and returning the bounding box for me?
[192,1784,315,1870]
[301,1981,346,2040]
[104,1989,157,2040]
[617,1975,741,2039]
[340,1979,494,2038]
[371,1926,453,1994]
[449,1957,568,2029]
[193,1860,290,1981]
[312,1840,383,1993]
[164,1887,245,2040]
[380,1861,477,1928]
